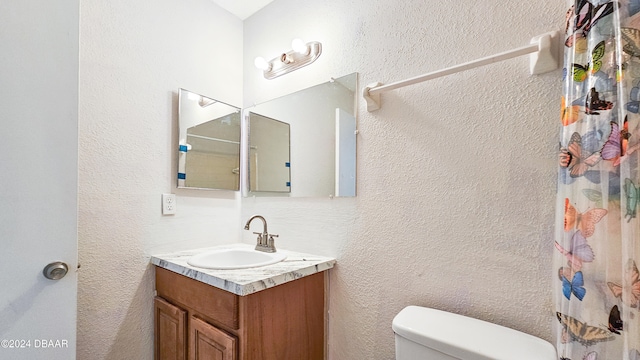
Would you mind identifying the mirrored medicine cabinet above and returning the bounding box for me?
[178,89,242,191]
[177,72,357,197]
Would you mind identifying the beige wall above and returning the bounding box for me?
[185,152,239,189]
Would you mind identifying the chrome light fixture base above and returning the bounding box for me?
[262,41,322,80]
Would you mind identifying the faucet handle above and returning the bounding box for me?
[252,232,265,246]
[266,234,278,250]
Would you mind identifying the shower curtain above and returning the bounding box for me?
[556,1,640,359]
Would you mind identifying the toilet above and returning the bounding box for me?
[393,306,556,360]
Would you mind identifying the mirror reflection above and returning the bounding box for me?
[248,113,291,193]
[178,89,241,190]
[245,72,357,197]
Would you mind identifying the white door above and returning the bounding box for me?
[0,1,79,359]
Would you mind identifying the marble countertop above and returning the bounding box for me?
[150,243,336,296]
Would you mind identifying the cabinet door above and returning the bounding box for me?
[155,297,187,360]
[189,317,237,360]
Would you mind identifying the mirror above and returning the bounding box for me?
[244,72,357,197]
[248,113,291,192]
[177,88,241,190]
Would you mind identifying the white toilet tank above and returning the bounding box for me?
[393,306,556,360]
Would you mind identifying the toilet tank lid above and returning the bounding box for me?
[392,306,556,360]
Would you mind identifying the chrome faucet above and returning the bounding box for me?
[244,215,278,253]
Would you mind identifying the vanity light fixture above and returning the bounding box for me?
[254,39,322,80]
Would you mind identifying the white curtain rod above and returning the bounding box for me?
[362,31,560,112]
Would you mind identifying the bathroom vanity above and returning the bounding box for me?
[151,245,336,360]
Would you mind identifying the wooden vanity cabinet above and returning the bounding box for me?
[154,297,186,360]
[154,266,326,360]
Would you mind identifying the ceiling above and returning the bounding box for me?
[210,0,275,20]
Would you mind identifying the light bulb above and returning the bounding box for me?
[291,38,309,55]
[254,56,271,71]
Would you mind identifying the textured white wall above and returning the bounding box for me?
[242,0,564,359]
[78,0,243,358]
[77,0,565,358]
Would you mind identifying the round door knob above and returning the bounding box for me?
[43,262,68,280]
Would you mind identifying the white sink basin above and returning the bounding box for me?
[187,248,287,270]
